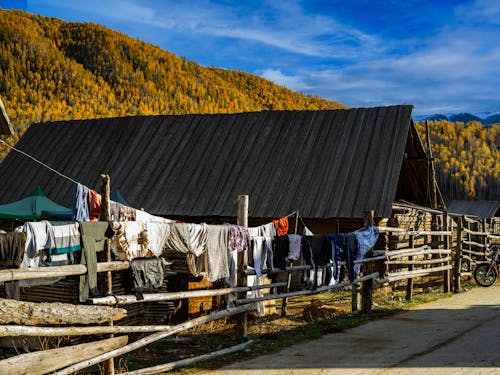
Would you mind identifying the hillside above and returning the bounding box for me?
[415,120,500,201]
[1,9,498,202]
[0,9,344,151]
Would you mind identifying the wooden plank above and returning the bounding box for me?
[0,261,131,283]
[0,265,86,282]
[0,325,174,337]
[387,265,452,282]
[387,249,451,258]
[386,257,451,265]
[88,283,285,305]
[462,228,488,236]
[236,273,379,305]
[462,240,488,248]
[0,336,127,375]
[377,226,452,236]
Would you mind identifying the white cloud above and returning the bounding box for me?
[259,69,310,92]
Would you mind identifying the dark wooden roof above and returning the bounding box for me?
[0,97,13,136]
[448,200,500,218]
[0,105,417,218]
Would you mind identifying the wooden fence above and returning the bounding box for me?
[0,203,498,374]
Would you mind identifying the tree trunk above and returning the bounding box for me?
[0,299,126,325]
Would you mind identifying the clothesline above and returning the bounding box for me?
[0,138,80,186]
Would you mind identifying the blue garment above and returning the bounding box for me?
[72,183,89,222]
[327,233,344,283]
[353,226,379,275]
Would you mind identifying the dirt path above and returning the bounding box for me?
[202,284,500,374]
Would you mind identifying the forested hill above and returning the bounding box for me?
[0,9,344,141]
[1,10,498,202]
[415,120,500,201]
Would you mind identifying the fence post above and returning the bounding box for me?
[481,218,489,257]
[405,234,415,300]
[361,210,375,314]
[100,173,114,375]
[236,195,249,338]
[442,211,451,293]
[281,211,298,316]
[453,217,463,292]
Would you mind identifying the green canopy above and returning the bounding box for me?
[0,187,72,220]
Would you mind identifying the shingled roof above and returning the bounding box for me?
[448,200,500,218]
[0,105,432,218]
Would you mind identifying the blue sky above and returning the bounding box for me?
[1,0,499,115]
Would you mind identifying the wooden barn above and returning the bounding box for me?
[0,105,442,231]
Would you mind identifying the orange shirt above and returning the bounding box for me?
[272,216,289,236]
[87,189,102,222]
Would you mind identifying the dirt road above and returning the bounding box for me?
[203,284,500,374]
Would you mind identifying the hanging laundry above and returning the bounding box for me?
[0,231,24,299]
[79,221,112,302]
[72,183,89,222]
[87,189,102,222]
[248,235,267,276]
[344,233,358,283]
[22,221,55,268]
[136,210,175,223]
[260,222,277,238]
[45,222,81,266]
[163,223,208,277]
[258,223,276,272]
[353,226,378,275]
[287,234,302,262]
[327,233,345,283]
[303,226,314,236]
[206,225,230,282]
[273,236,289,269]
[303,235,331,289]
[0,231,25,268]
[272,216,289,236]
[130,257,164,294]
[110,201,136,221]
[226,224,250,252]
[110,221,152,260]
[246,274,266,315]
[144,222,171,257]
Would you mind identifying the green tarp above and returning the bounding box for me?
[0,186,71,220]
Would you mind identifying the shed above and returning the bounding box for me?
[448,200,500,235]
[0,105,442,231]
[447,200,500,219]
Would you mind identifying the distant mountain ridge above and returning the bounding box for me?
[413,112,500,126]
